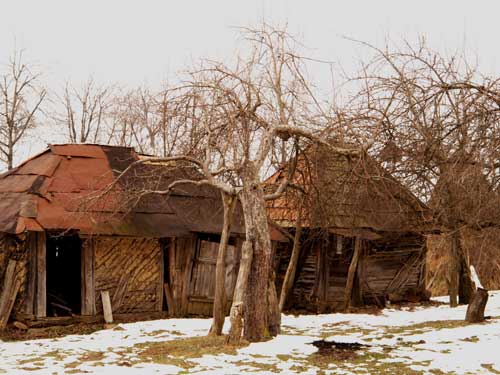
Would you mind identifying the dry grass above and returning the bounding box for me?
[128,335,249,370]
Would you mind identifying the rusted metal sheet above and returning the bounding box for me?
[49,144,107,159]
[0,144,245,237]
[16,152,62,177]
[50,158,115,191]
[0,175,42,193]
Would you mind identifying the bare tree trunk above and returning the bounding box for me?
[226,240,253,344]
[465,288,488,323]
[209,192,236,336]
[240,167,273,342]
[279,207,303,311]
[344,236,362,311]
[449,229,474,307]
[449,231,460,307]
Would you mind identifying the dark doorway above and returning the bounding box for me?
[46,233,82,316]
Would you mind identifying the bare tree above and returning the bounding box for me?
[55,77,113,144]
[346,38,500,306]
[0,50,46,169]
[100,24,362,342]
[107,86,197,157]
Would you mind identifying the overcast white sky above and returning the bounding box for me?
[1,0,499,162]
[2,0,499,85]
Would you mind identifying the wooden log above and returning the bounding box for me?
[163,283,175,316]
[226,240,253,345]
[13,321,28,330]
[465,288,488,323]
[344,236,361,311]
[0,260,21,329]
[101,291,113,324]
[279,207,302,312]
[210,193,236,336]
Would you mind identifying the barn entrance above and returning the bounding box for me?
[46,233,82,316]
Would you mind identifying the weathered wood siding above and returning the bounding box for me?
[275,233,426,311]
[359,247,425,302]
[167,235,241,317]
[187,240,239,316]
[0,233,30,317]
[92,236,162,314]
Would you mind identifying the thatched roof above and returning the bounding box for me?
[0,144,244,237]
[266,145,432,235]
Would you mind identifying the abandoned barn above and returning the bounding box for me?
[267,145,432,312]
[0,143,433,328]
[0,144,246,327]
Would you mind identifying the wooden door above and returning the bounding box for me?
[187,240,238,315]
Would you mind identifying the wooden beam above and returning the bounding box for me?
[344,236,362,311]
[81,238,96,315]
[101,290,113,324]
[279,202,303,312]
[157,241,164,312]
[180,235,196,316]
[24,233,37,315]
[163,283,175,316]
[35,232,46,318]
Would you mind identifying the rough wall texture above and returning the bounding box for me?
[167,235,240,317]
[275,233,426,312]
[0,233,29,316]
[93,236,162,314]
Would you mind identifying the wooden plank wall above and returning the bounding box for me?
[167,235,241,317]
[168,235,196,316]
[93,236,162,314]
[187,240,239,316]
[275,233,426,312]
[0,232,32,319]
[359,247,424,302]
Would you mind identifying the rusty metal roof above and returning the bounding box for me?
[0,144,245,237]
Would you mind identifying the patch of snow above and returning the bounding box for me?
[1,290,499,374]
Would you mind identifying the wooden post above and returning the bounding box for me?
[24,233,37,315]
[163,283,175,316]
[279,209,302,311]
[179,235,196,316]
[35,232,46,318]
[209,193,236,336]
[226,240,253,345]
[344,236,361,311]
[81,238,96,315]
[101,291,113,324]
[157,241,164,312]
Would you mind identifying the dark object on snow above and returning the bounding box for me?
[311,339,369,359]
[465,288,488,323]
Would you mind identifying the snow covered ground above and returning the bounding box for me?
[1,291,499,374]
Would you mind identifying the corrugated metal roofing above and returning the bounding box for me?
[0,144,245,237]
